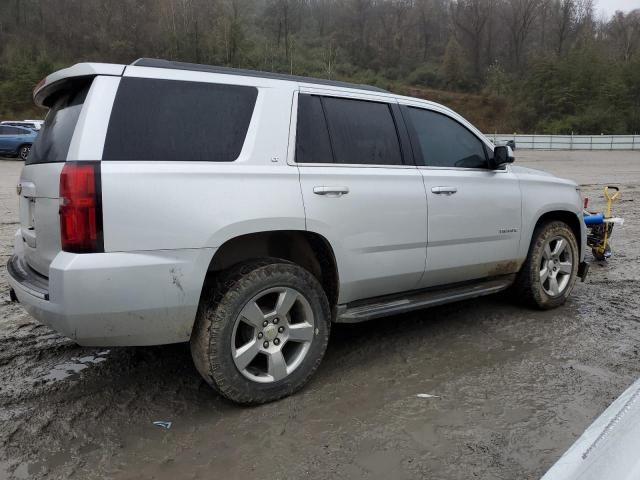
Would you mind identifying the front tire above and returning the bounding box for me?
[190,259,331,404]
[513,221,579,309]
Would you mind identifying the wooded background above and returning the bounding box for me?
[1,0,639,133]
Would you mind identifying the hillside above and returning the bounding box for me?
[8,84,512,134]
[398,86,512,133]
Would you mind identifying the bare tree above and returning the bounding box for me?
[451,0,495,76]
[608,10,640,62]
[503,0,544,69]
[553,0,575,55]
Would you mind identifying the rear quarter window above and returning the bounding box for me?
[103,78,258,162]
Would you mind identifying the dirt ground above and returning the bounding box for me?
[1,151,639,480]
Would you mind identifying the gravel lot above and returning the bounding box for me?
[1,151,639,480]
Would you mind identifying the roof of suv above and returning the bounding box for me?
[131,58,389,94]
[34,59,391,107]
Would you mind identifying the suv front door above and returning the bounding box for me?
[401,104,522,287]
[293,91,428,304]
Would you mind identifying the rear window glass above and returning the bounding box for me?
[0,126,23,134]
[321,97,403,165]
[27,83,89,165]
[103,78,258,162]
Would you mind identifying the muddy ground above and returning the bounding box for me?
[1,151,639,480]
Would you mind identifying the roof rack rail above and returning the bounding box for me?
[131,58,388,94]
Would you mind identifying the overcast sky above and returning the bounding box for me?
[596,0,640,19]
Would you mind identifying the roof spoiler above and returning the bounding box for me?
[33,63,125,108]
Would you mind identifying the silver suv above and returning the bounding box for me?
[8,59,588,404]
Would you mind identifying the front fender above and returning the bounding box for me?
[522,207,586,262]
[518,176,585,262]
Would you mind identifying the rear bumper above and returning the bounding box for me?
[7,248,214,347]
[7,254,49,300]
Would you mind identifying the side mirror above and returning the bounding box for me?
[491,145,514,169]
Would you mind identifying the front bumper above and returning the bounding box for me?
[7,248,214,346]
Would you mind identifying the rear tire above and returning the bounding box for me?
[18,144,31,161]
[190,258,331,404]
[513,221,579,309]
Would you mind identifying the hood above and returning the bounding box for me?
[510,165,555,177]
[511,165,578,188]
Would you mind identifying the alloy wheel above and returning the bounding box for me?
[540,235,573,297]
[19,146,30,161]
[231,287,315,383]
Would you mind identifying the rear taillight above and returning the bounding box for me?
[59,162,103,253]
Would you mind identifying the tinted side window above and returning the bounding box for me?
[296,94,333,163]
[27,83,89,165]
[103,78,258,162]
[322,97,403,165]
[406,108,487,168]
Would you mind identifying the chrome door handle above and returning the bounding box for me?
[313,186,349,196]
[431,186,457,195]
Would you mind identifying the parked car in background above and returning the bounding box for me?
[23,119,44,128]
[23,120,44,130]
[0,125,37,160]
[1,120,43,131]
[494,139,516,150]
[8,59,587,404]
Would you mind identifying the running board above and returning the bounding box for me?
[336,275,515,323]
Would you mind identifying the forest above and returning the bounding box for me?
[0,0,639,133]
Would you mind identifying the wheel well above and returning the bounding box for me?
[533,211,582,257]
[209,231,339,309]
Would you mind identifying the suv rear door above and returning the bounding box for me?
[294,90,428,304]
[400,104,522,287]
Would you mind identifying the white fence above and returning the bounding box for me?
[486,134,640,151]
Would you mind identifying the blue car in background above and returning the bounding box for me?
[0,125,38,160]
